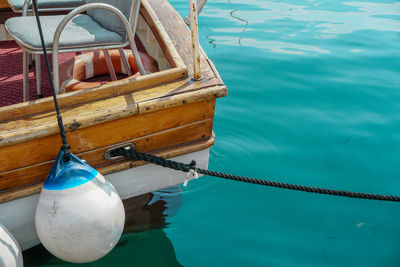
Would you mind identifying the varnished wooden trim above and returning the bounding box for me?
[0,183,40,204]
[138,85,227,114]
[0,67,187,122]
[0,0,9,9]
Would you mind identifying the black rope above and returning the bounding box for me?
[115,147,400,203]
[32,0,70,161]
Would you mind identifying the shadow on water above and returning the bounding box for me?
[23,187,183,267]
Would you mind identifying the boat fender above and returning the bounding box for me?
[35,149,125,263]
[59,49,159,92]
[0,222,23,267]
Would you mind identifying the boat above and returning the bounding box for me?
[0,0,227,252]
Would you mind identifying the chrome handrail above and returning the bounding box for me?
[52,2,146,93]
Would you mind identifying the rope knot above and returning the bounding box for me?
[61,144,71,162]
[184,160,199,187]
[188,160,197,170]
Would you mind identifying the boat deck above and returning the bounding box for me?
[0,0,227,203]
[0,39,147,107]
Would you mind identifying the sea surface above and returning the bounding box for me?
[24,0,400,266]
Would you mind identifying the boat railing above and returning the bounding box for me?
[51,2,146,94]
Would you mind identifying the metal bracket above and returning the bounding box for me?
[104,143,136,161]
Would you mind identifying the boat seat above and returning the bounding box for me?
[6,15,124,50]
[5,0,145,101]
[7,0,86,100]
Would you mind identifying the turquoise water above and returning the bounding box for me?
[24,0,400,266]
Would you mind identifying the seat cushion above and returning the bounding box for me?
[8,0,85,10]
[5,14,124,50]
[87,0,132,39]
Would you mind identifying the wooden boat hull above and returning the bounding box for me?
[0,147,210,251]
[0,0,9,9]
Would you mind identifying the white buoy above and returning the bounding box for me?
[0,222,23,267]
[35,149,125,263]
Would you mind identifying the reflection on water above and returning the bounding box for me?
[211,36,330,55]
[202,0,400,54]
[124,186,183,233]
[23,187,183,267]
[229,9,249,46]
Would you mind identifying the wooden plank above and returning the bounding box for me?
[0,120,213,191]
[0,134,215,204]
[137,85,226,114]
[0,161,53,193]
[0,0,9,9]
[0,183,40,204]
[0,67,187,122]
[0,100,215,172]
[0,93,139,146]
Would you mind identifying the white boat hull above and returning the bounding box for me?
[0,148,209,251]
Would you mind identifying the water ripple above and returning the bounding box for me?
[205,0,400,35]
[202,0,400,55]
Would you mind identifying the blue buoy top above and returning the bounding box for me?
[44,149,98,190]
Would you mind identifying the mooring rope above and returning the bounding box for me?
[32,0,71,161]
[115,147,400,202]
